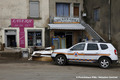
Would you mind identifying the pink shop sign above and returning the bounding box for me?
[11,19,34,48]
[19,32,25,48]
[11,19,34,27]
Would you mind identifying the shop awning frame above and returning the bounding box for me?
[48,24,85,30]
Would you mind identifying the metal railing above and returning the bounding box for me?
[81,20,106,42]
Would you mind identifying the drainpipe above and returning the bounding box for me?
[108,0,111,42]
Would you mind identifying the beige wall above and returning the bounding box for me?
[0,0,49,28]
[0,0,28,28]
[0,0,49,47]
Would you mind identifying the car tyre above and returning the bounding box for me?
[55,55,67,65]
[99,57,111,69]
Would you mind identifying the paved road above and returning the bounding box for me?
[0,60,120,80]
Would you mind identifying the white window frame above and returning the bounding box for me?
[25,28,45,48]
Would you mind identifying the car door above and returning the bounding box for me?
[67,43,86,62]
[84,43,100,61]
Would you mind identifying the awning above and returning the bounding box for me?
[48,24,85,30]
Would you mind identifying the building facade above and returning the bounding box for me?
[48,0,90,49]
[84,0,120,54]
[0,0,49,49]
[0,0,91,50]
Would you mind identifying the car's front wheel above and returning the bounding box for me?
[55,55,67,65]
[99,57,111,69]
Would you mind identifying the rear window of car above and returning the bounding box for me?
[87,44,99,50]
[100,44,108,50]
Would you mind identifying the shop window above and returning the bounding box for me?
[28,31,42,46]
[29,1,39,18]
[74,3,80,17]
[94,8,100,21]
[56,3,70,17]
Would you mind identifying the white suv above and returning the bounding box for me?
[51,42,118,68]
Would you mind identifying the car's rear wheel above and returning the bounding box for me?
[55,55,67,65]
[99,57,111,69]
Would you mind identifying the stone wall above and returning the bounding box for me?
[84,0,120,54]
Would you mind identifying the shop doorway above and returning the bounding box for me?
[5,30,17,47]
[7,35,16,47]
[54,31,73,48]
[66,35,72,48]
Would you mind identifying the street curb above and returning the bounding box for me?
[118,56,120,65]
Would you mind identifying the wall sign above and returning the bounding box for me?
[11,19,34,48]
[54,17,80,24]
[11,19,34,27]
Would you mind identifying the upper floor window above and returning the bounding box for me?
[29,1,39,18]
[94,8,100,21]
[56,3,70,17]
[74,3,80,17]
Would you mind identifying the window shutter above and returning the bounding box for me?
[74,4,79,17]
[30,2,39,18]
[74,7,79,17]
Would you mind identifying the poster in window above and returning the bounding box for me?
[61,38,66,49]
[37,39,42,46]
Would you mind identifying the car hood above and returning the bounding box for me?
[54,49,69,53]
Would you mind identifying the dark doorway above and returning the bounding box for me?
[66,35,72,48]
[7,35,16,47]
